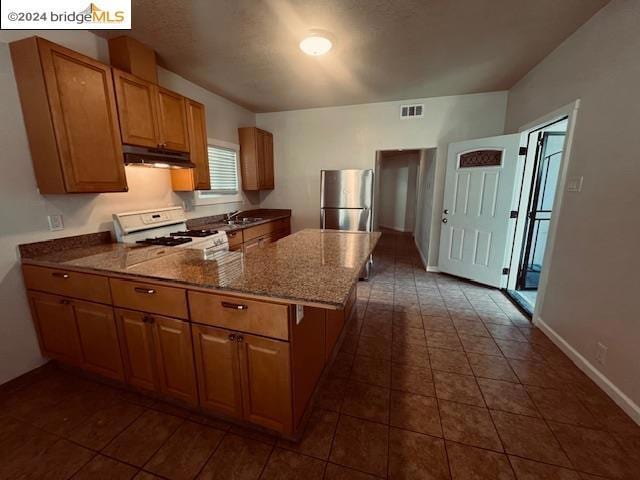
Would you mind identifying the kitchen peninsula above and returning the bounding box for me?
[19,229,380,438]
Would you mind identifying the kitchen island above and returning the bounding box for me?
[19,229,380,438]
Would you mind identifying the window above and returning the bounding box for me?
[198,142,241,202]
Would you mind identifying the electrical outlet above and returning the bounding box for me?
[595,342,608,366]
[567,176,584,192]
[47,214,64,231]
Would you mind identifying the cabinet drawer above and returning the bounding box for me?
[226,229,244,248]
[23,265,111,304]
[189,291,290,340]
[242,222,272,242]
[110,278,188,319]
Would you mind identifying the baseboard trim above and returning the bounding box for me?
[426,266,440,273]
[379,224,412,233]
[534,315,640,425]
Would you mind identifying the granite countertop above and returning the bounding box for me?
[21,229,380,309]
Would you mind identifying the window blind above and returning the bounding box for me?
[206,145,239,194]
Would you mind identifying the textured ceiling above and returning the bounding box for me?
[96,0,608,112]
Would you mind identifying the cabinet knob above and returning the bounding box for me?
[60,298,71,305]
[228,333,236,341]
[143,315,155,324]
[236,335,244,343]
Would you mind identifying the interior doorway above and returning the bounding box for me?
[507,118,569,314]
[373,148,437,269]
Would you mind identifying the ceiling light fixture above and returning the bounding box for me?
[299,32,332,56]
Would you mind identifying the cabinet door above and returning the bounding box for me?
[186,99,210,189]
[28,291,83,365]
[192,324,243,418]
[260,131,274,189]
[238,333,292,434]
[38,39,127,192]
[242,238,261,254]
[113,69,160,148]
[74,300,124,381]
[115,309,158,392]
[157,88,190,152]
[153,315,198,404]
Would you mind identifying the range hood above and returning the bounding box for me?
[123,145,195,169]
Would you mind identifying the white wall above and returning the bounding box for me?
[0,31,256,385]
[256,92,508,247]
[414,149,438,268]
[505,0,640,416]
[378,152,419,232]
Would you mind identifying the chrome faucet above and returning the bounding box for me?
[225,210,241,220]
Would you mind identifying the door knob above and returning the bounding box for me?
[442,218,448,223]
[443,209,449,214]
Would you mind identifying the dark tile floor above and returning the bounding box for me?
[1,229,639,479]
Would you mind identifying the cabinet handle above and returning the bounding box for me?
[134,287,155,295]
[221,301,248,311]
[236,335,244,343]
[52,272,70,279]
[228,333,236,341]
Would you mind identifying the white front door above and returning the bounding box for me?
[438,134,521,288]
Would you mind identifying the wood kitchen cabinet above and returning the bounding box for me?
[74,300,125,381]
[27,291,124,380]
[157,88,190,152]
[116,308,198,404]
[240,333,292,433]
[192,324,244,418]
[113,69,159,148]
[113,69,190,153]
[238,127,275,190]
[191,323,292,433]
[10,37,127,194]
[28,291,84,366]
[171,99,211,191]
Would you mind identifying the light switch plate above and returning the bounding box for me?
[47,214,64,231]
[567,176,584,192]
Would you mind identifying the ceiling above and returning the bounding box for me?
[97,0,608,113]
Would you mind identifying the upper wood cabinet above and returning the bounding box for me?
[157,88,190,152]
[171,99,211,191]
[10,37,127,194]
[238,127,275,190]
[112,69,190,153]
[113,69,159,148]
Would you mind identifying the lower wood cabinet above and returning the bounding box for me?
[28,291,83,366]
[115,308,198,405]
[192,323,292,434]
[74,299,124,380]
[192,324,243,418]
[28,291,124,379]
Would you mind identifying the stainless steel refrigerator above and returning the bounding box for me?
[320,169,373,231]
[320,169,374,279]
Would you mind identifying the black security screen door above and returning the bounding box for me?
[517,132,565,290]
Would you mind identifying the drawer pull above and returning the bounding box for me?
[221,301,248,311]
[134,287,156,295]
[52,272,70,279]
